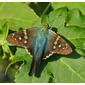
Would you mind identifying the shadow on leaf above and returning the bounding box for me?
[29,2,53,17]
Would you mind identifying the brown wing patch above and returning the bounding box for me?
[43,30,72,59]
[6,28,39,48]
[53,36,72,54]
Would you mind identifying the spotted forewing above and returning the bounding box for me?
[6,28,72,59]
[43,30,72,59]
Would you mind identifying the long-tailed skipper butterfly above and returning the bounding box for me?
[6,23,72,77]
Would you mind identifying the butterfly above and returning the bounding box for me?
[6,23,72,77]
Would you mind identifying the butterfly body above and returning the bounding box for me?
[28,27,49,76]
[6,24,72,77]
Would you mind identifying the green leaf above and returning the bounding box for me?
[0,22,9,40]
[0,2,40,31]
[66,9,85,28]
[0,23,9,45]
[6,47,28,72]
[7,6,85,83]
[41,7,85,82]
[42,7,67,28]
[42,7,85,54]
[15,60,50,83]
[0,23,12,59]
[7,47,50,83]
[51,2,85,15]
[46,56,85,82]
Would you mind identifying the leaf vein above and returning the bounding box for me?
[60,58,85,82]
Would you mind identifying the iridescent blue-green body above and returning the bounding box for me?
[6,24,72,77]
[29,27,49,76]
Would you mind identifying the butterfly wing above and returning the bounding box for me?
[43,30,72,59]
[6,28,40,57]
[7,28,40,47]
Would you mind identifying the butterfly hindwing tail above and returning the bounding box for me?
[29,58,40,77]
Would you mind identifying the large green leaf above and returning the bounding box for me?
[51,2,85,15]
[66,9,85,28]
[0,2,40,31]
[8,48,50,83]
[46,55,85,82]
[41,7,85,82]
[0,23,9,45]
[7,6,85,83]
[42,7,67,28]
[42,7,85,54]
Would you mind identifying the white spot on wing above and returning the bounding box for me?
[66,43,68,49]
[54,41,57,45]
[12,33,15,36]
[12,33,15,38]
[53,46,56,49]
[15,38,16,40]
[62,48,65,49]
[58,44,61,48]
[25,48,33,58]
[19,37,22,40]
[43,52,54,59]
[24,40,27,44]
[54,36,60,45]
[23,30,27,36]
[56,36,60,42]
[24,36,28,39]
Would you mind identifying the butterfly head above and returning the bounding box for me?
[42,23,49,29]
